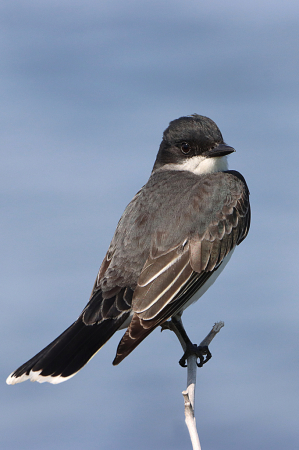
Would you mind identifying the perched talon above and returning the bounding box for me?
[179,357,187,367]
[160,316,213,368]
[179,344,212,368]
[198,345,212,367]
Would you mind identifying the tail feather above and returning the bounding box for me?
[7,313,129,385]
[113,314,157,365]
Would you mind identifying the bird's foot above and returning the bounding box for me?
[160,318,212,367]
[179,343,212,368]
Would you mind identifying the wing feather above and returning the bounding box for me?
[133,243,191,316]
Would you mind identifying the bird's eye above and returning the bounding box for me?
[180,142,191,154]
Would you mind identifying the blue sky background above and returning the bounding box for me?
[1,1,299,449]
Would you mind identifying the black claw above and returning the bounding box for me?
[196,352,205,368]
[179,356,188,367]
[179,344,212,368]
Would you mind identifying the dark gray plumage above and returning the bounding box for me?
[7,114,250,385]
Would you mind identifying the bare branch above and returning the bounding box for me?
[182,322,224,450]
[182,354,201,450]
[161,319,224,448]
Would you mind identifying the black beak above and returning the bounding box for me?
[205,143,235,157]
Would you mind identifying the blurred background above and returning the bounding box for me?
[1,1,299,449]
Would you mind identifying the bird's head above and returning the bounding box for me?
[153,114,235,174]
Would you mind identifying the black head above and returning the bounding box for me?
[153,114,234,171]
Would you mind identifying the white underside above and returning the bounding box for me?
[162,155,228,175]
[180,249,234,313]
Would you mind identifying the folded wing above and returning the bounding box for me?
[113,171,250,364]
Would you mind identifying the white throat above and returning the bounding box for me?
[161,155,228,175]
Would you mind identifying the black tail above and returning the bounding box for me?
[7,314,129,385]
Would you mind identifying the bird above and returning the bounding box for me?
[6,114,250,385]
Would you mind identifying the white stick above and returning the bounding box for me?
[182,354,201,450]
[182,321,224,450]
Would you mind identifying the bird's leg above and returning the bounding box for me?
[161,314,212,368]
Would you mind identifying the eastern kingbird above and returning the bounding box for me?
[7,114,250,385]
